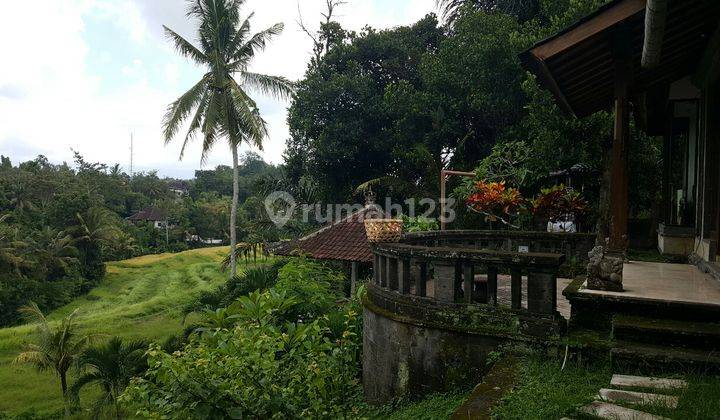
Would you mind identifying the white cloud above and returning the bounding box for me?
[0,0,437,178]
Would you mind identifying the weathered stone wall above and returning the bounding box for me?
[363,307,502,404]
[362,284,563,404]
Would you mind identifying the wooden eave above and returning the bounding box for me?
[520,0,720,118]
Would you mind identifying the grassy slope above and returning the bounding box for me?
[0,247,265,416]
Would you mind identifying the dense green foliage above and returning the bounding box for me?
[71,337,149,418]
[122,258,363,419]
[286,0,661,230]
[0,152,280,326]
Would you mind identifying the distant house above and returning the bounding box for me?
[167,180,190,196]
[127,206,169,229]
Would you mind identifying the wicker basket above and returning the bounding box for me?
[364,219,403,243]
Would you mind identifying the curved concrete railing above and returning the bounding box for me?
[402,229,595,262]
[363,231,571,403]
[372,240,565,315]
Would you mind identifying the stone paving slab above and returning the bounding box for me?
[580,401,669,420]
[598,388,679,408]
[610,374,688,391]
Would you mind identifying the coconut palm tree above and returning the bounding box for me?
[71,337,148,419]
[14,303,92,416]
[163,0,294,278]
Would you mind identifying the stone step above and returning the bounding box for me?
[613,314,720,349]
[611,341,720,374]
[610,374,687,391]
[579,401,669,420]
[598,388,679,408]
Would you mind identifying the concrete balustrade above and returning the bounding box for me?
[371,241,565,317]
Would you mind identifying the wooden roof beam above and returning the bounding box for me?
[524,54,575,115]
[530,0,646,61]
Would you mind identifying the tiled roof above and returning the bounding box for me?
[127,206,167,221]
[273,205,381,263]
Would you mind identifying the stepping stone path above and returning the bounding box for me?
[571,374,688,420]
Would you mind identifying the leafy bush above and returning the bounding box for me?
[122,294,363,419]
[274,257,346,322]
[402,215,439,233]
[184,260,286,313]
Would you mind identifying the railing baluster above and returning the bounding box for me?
[378,255,386,287]
[399,258,411,294]
[487,266,498,305]
[474,271,487,303]
[433,262,456,303]
[463,263,474,303]
[511,267,522,309]
[387,257,398,290]
[417,261,427,297]
[527,271,557,314]
[454,262,463,300]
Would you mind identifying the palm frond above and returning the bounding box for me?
[241,72,294,100]
[163,75,210,145]
[199,91,225,163]
[230,23,284,65]
[225,11,254,61]
[14,349,51,369]
[163,25,208,65]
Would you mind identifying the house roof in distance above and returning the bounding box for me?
[272,204,382,263]
[167,180,190,191]
[127,206,167,222]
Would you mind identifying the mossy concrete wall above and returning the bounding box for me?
[363,306,502,404]
[362,284,563,404]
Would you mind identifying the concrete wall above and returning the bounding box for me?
[362,284,563,404]
[363,307,501,404]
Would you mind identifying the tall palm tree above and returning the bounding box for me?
[163,0,294,278]
[14,303,92,416]
[71,337,148,419]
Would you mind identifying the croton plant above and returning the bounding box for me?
[465,181,525,228]
[465,181,588,229]
[531,184,589,223]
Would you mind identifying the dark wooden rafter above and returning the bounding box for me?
[521,0,720,117]
[530,0,646,60]
[523,54,575,114]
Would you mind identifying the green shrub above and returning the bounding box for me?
[274,257,346,322]
[122,305,363,419]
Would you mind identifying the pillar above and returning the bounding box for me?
[351,261,358,295]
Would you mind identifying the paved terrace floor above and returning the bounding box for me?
[420,261,720,321]
[577,261,720,307]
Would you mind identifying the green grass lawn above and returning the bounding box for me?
[492,355,720,419]
[0,247,268,417]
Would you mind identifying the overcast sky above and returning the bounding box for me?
[0,0,436,178]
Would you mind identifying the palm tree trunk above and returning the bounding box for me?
[61,371,70,417]
[230,144,240,279]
